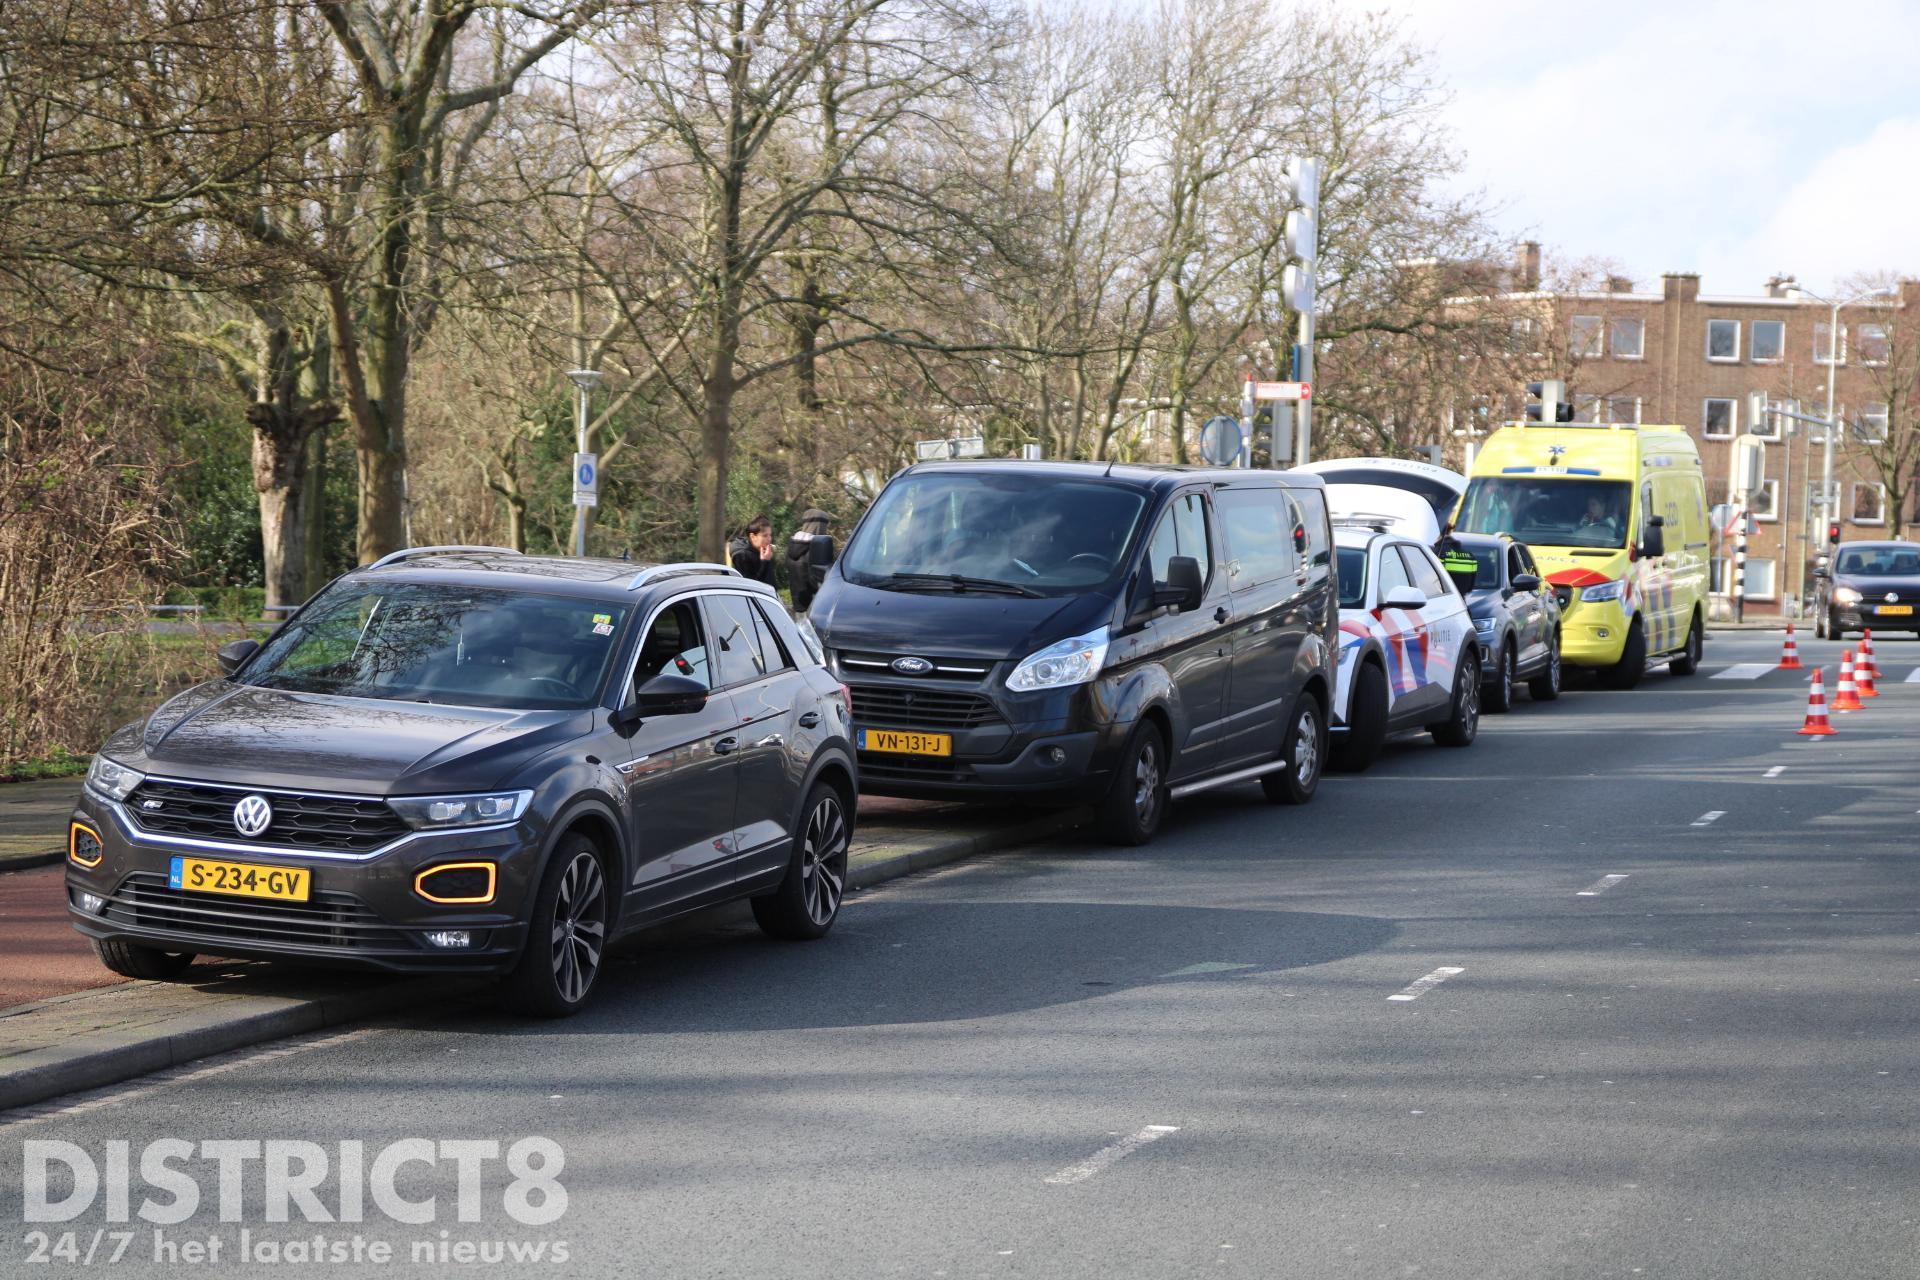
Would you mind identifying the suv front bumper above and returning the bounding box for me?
[65,790,538,974]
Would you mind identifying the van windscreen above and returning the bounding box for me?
[1456,477,1631,549]
[843,471,1149,597]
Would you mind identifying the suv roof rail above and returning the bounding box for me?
[626,561,742,591]
[367,545,522,570]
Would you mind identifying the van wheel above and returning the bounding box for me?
[1485,643,1515,713]
[1429,654,1480,747]
[498,834,608,1018]
[1528,634,1562,701]
[1669,611,1703,676]
[1331,661,1387,772]
[93,939,195,981]
[1599,619,1647,690]
[752,782,850,941]
[1097,721,1168,846]
[1263,693,1325,805]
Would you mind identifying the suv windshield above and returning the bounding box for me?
[1456,478,1632,549]
[843,470,1149,596]
[1836,546,1920,576]
[244,584,628,710]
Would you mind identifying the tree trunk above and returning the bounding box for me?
[296,425,328,599]
[696,376,736,562]
[248,401,334,612]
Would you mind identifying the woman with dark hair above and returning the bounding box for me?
[729,515,778,586]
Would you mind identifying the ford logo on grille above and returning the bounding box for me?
[232,794,274,838]
[1888,592,1901,604]
[890,656,934,675]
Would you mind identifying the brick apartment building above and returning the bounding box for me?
[1457,250,1919,616]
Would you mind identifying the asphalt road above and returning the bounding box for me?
[5,631,1920,1279]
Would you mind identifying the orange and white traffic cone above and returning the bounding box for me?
[1860,628,1880,680]
[1778,622,1803,669]
[1798,668,1837,736]
[1833,649,1863,712]
[1858,650,1881,698]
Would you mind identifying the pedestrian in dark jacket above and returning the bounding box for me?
[729,515,778,587]
[785,508,834,612]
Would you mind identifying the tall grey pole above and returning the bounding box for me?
[1820,298,1839,548]
[566,369,603,557]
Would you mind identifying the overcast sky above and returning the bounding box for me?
[1355,0,1920,296]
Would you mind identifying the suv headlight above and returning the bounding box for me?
[1472,616,1496,635]
[1834,586,1862,605]
[1579,579,1623,605]
[85,755,145,802]
[388,790,532,830]
[1007,627,1110,692]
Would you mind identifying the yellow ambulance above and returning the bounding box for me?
[1452,422,1709,689]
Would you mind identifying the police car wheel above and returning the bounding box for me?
[1330,661,1387,773]
[1485,643,1515,713]
[1430,656,1479,747]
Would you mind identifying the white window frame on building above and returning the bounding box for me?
[1857,323,1890,367]
[1856,402,1890,443]
[1610,317,1644,360]
[1703,397,1736,439]
[1751,478,1780,522]
[1605,395,1640,423]
[1851,481,1887,526]
[1573,393,1603,423]
[1742,557,1777,601]
[1511,316,1543,356]
[1750,319,1785,363]
[1706,318,1740,362]
[1814,321,1847,365]
[1569,315,1604,359]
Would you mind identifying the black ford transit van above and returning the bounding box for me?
[804,461,1336,844]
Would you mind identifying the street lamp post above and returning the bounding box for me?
[1795,285,1896,585]
[566,369,604,557]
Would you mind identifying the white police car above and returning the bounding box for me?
[1329,523,1482,771]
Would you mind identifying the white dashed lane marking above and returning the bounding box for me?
[1691,811,1726,827]
[1712,663,1775,679]
[1388,967,1465,1002]
[1045,1125,1181,1185]
[1577,874,1630,896]
[1906,668,1920,683]
[1765,766,1787,778]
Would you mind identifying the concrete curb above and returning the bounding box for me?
[0,806,1086,1114]
[0,850,62,875]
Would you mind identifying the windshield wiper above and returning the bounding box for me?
[878,572,1044,598]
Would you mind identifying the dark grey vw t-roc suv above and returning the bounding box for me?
[66,549,857,1016]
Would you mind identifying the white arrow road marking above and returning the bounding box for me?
[1906,668,1920,683]
[1388,967,1465,1002]
[1691,811,1726,827]
[1712,663,1775,679]
[1045,1125,1181,1185]
[1577,874,1630,896]
[1765,766,1787,778]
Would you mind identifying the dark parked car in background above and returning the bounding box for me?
[804,461,1337,846]
[1445,533,1562,710]
[1814,541,1920,638]
[68,550,856,1017]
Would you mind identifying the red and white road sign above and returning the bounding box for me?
[1252,381,1311,401]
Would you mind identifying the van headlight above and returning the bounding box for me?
[1833,586,1862,605]
[388,790,532,830]
[1579,580,1623,605]
[85,755,145,802]
[1006,627,1110,692]
[794,615,827,664]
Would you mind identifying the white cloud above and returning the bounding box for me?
[1344,0,1920,292]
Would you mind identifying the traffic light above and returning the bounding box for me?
[1828,522,1842,546]
[1526,380,1572,422]
[1747,390,1769,436]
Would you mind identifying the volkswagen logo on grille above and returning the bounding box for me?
[1888,592,1901,604]
[232,794,274,838]
[890,656,934,676]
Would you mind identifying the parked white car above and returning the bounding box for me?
[1329,525,1481,771]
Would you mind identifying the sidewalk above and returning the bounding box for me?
[0,794,1085,1112]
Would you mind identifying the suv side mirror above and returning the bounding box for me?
[1381,584,1428,610]
[217,638,260,676]
[1511,572,1541,592]
[1152,555,1205,612]
[631,673,708,718]
[1813,566,1831,580]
